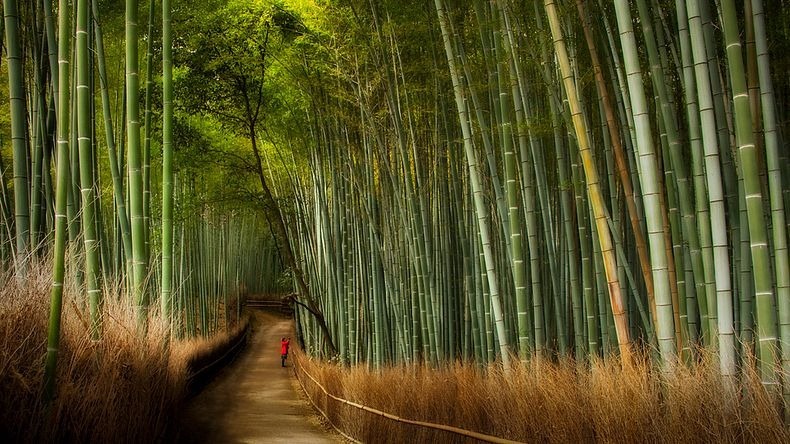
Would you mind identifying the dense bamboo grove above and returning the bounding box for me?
[284,0,790,400]
[0,0,284,401]
[3,0,790,429]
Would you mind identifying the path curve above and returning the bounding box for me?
[177,310,337,443]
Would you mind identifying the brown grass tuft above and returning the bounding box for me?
[0,261,244,443]
[294,348,790,443]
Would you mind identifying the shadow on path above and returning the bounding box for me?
[176,311,337,443]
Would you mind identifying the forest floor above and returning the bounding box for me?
[176,310,340,443]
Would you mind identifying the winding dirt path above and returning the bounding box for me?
[177,310,338,443]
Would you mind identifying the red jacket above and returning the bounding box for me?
[281,339,290,355]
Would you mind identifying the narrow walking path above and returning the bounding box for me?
[177,310,337,443]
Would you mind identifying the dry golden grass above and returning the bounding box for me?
[0,261,245,443]
[294,348,790,443]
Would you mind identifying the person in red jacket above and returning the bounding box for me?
[281,337,291,367]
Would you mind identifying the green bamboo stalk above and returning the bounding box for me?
[44,0,71,402]
[739,180,755,353]
[544,0,632,363]
[719,0,778,390]
[674,0,704,348]
[750,0,790,407]
[93,1,133,286]
[143,0,154,262]
[30,34,47,251]
[43,0,58,113]
[3,0,30,273]
[665,0,736,376]
[434,0,511,370]
[161,0,174,326]
[612,0,675,367]
[636,0,707,355]
[505,57,544,357]
[0,137,11,236]
[460,4,511,251]
[575,0,657,344]
[76,0,102,338]
[700,3,739,292]
[685,0,723,349]
[127,0,149,327]
[492,1,529,359]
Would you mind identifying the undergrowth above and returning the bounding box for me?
[294,347,790,443]
[0,261,245,443]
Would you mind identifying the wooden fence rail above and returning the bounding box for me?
[245,298,293,315]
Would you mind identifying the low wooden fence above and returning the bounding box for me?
[245,297,293,315]
[185,320,251,392]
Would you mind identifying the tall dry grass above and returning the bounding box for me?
[0,261,245,443]
[294,348,790,443]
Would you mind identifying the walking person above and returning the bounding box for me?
[281,337,291,367]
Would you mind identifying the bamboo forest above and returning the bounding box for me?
[2,0,790,442]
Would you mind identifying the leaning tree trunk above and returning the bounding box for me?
[249,128,338,356]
